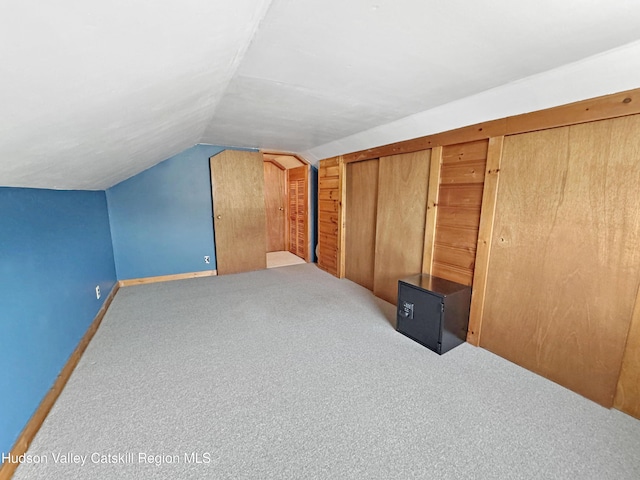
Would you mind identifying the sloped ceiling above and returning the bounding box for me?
[2,0,640,190]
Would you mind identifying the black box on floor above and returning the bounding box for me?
[396,274,471,355]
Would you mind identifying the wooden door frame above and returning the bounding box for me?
[262,151,312,262]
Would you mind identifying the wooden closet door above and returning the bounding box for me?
[263,161,286,252]
[480,116,640,407]
[345,159,379,290]
[210,150,267,275]
[373,150,431,304]
[288,165,308,260]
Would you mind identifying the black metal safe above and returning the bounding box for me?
[396,274,471,355]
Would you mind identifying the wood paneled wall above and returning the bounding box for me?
[345,159,379,290]
[340,88,640,164]
[431,140,488,286]
[373,151,431,305]
[317,158,343,276]
[480,116,640,407]
[319,88,640,418]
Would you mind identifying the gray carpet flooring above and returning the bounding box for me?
[14,264,640,479]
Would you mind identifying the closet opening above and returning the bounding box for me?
[262,152,311,269]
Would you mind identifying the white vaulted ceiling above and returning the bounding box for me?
[2,0,640,189]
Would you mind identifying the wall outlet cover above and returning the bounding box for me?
[204,256,210,264]
[95,285,101,300]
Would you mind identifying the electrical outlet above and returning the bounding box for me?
[95,285,101,300]
[204,256,210,264]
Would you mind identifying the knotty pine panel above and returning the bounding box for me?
[438,184,484,207]
[317,158,342,276]
[436,206,482,230]
[431,140,488,286]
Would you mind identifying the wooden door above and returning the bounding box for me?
[345,159,379,290]
[373,150,431,305]
[210,150,267,275]
[480,116,640,407]
[263,161,286,252]
[288,165,309,260]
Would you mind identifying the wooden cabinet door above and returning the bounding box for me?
[373,150,431,305]
[287,165,308,260]
[263,162,286,252]
[210,150,267,275]
[480,116,640,407]
[345,159,379,290]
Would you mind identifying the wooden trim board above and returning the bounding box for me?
[338,157,347,278]
[264,158,286,170]
[421,146,442,274]
[467,136,504,346]
[261,150,310,166]
[307,164,313,263]
[339,87,640,163]
[0,283,120,480]
[119,270,217,287]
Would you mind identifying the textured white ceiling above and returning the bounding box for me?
[0,0,272,189]
[2,0,640,189]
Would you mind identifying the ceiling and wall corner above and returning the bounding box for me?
[1,0,640,190]
[302,39,640,163]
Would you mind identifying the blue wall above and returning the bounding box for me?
[0,145,319,457]
[107,146,318,279]
[0,187,116,455]
[106,145,225,279]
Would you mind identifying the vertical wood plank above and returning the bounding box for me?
[422,146,442,274]
[345,160,379,290]
[467,136,504,346]
[374,150,431,304]
[480,116,640,407]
